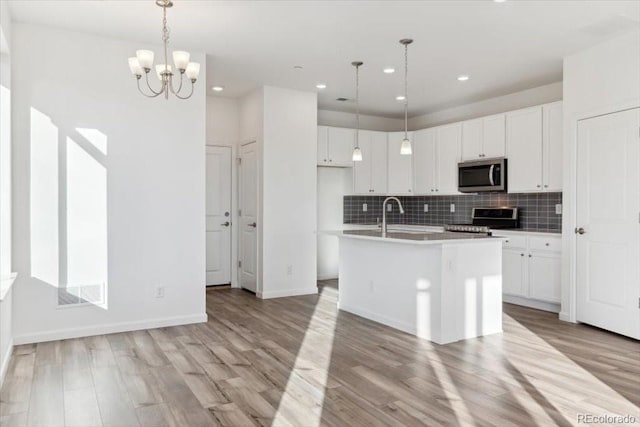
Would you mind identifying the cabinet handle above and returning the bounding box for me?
[528,254,532,258]
[435,189,439,192]
[520,253,524,257]
[430,189,434,192]
[408,189,412,192]
[544,184,548,188]
[537,184,541,188]
[329,159,333,162]
[545,242,550,246]
[324,159,327,162]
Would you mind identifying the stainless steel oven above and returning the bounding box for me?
[458,158,507,193]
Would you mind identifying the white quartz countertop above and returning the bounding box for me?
[328,230,504,245]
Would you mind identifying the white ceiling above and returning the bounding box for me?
[7,0,640,118]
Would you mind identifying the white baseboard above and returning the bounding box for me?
[503,295,560,313]
[0,338,14,387]
[558,311,573,322]
[258,287,318,300]
[317,275,338,281]
[13,313,208,345]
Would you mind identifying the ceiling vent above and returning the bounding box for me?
[336,97,351,102]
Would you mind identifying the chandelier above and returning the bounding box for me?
[127,0,200,100]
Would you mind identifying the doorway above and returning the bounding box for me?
[238,142,258,293]
[205,146,232,286]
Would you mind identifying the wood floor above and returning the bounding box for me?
[1,280,638,426]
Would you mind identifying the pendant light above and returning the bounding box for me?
[399,38,413,155]
[352,61,364,162]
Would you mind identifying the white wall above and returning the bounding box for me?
[560,30,640,322]
[408,82,563,129]
[260,86,318,298]
[318,109,404,132]
[0,0,12,384]
[12,23,207,344]
[317,167,352,280]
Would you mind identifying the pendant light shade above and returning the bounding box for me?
[352,146,363,161]
[400,137,412,155]
[351,61,364,162]
[400,38,413,156]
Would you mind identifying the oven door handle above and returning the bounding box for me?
[489,164,495,186]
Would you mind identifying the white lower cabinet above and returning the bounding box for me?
[496,232,561,312]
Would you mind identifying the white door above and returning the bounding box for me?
[482,113,506,159]
[543,102,563,191]
[503,249,527,297]
[387,132,413,195]
[239,142,258,293]
[369,131,388,194]
[317,126,329,166]
[435,124,461,195]
[507,106,543,193]
[413,128,436,194]
[206,146,232,285]
[528,253,561,303]
[353,131,373,194]
[327,127,354,166]
[576,108,640,339]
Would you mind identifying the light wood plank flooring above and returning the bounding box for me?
[1,280,638,426]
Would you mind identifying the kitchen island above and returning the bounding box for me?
[332,230,504,344]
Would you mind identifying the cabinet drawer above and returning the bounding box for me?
[529,236,561,252]
[497,235,527,250]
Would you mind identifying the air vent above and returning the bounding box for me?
[336,97,350,102]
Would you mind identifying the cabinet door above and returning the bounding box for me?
[387,132,413,195]
[543,102,563,191]
[435,124,461,195]
[369,131,388,194]
[482,113,506,159]
[327,127,355,166]
[353,131,373,194]
[506,107,543,193]
[461,119,483,161]
[413,128,436,194]
[528,252,561,303]
[317,126,329,165]
[503,249,527,297]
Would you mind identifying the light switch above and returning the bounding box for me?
[423,204,429,213]
[555,204,562,215]
[362,203,368,212]
[450,203,455,213]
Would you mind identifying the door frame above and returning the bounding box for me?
[563,100,640,324]
[237,141,260,294]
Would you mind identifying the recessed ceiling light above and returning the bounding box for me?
[383,68,395,74]
[494,0,507,3]
[212,86,224,92]
[396,95,406,101]
[316,84,327,89]
[457,75,470,81]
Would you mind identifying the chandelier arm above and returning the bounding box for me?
[172,80,195,100]
[169,72,184,95]
[137,77,164,98]
[144,71,165,96]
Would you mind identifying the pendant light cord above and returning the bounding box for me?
[404,42,408,139]
[356,64,360,146]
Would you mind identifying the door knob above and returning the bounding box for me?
[221,221,230,227]
[575,227,586,235]
[249,222,257,228]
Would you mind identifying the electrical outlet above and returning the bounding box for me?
[362,203,368,212]
[387,204,392,212]
[423,204,429,213]
[155,286,165,298]
[555,204,562,215]
[450,203,455,213]
[287,265,293,275]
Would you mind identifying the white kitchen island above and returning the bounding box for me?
[333,230,504,345]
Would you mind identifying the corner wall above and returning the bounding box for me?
[561,29,640,322]
[11,23,208,344]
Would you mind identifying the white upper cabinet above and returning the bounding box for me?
[435,123,462,195]
[461,114,506,161]
[506,103,563,193]
[412,128,437,194]
[506,106,544,193]
[387,132,413,195]
[353,130,388,194]
[317,126,354,167]
[542,101,563,191]
[482,114,506,159]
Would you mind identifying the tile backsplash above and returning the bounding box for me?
[344,192,562,232]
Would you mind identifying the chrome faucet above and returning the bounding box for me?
[382,197,405,237]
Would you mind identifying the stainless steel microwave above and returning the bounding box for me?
[458,158,507,193]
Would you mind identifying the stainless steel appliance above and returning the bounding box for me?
[445,207,518,235]
[458,158,507,193]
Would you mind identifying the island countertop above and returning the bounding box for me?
[328,229,505,245]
